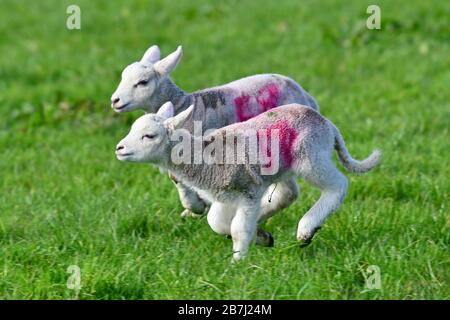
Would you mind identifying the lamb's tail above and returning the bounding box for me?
[333,125,381,173]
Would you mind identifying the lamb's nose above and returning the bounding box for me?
[116,145,124,151]
[112,97,120,105]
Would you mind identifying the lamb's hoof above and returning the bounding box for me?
[297,227,321,248]
[180,209,203,219]
[298,238,312,248]
[256,230,274,247]
[266,233,274,247]
[232,251,246,262]
[226,235,232,239]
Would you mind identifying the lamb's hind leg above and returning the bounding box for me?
[169,173,209,218]
[259,177,299,222]
[254,178,299,247]
[297,159,348,245]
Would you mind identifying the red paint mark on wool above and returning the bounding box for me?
[258,120,298,169]
[234,95,252,122]
[234,84,280,122]
[256,84,279,112]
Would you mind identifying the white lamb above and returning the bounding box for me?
[115,102,380,261]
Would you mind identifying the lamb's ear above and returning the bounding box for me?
[153,46,182,76]
[156,101,175,120]
[141,45,160,66]
[164,104,194,129]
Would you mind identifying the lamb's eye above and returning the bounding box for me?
[135,80,149,87]
[142,134,157,140]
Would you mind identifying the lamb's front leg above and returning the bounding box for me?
[231,200,261,261]
[169,173,209,217]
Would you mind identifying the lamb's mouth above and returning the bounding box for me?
[113,102,130,111]
[116,152,134,158]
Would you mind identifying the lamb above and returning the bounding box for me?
[115,102,381,261]
[111,45,319,225]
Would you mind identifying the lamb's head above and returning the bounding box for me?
[116,101,195,164]
[111,45,183,113]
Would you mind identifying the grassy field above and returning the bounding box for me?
[0,0,448,299]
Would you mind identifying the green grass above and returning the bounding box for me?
[0,0,448,299]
